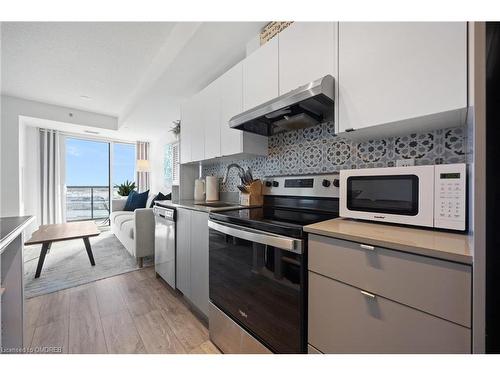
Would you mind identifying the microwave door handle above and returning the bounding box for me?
[208,220,303,254]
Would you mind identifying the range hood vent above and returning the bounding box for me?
[229,75,334,137]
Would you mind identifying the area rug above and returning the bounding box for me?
[24,230,153,298]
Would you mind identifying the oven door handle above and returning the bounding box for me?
[208,220,304,254]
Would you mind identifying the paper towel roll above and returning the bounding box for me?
[205,176,219,201]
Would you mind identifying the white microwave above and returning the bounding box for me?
[339,164,466,231]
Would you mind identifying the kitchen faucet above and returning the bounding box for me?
[222,163,246,184]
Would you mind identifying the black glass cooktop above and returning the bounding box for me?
[209,197,339,238]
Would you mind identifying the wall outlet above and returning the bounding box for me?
[396,159,415,167]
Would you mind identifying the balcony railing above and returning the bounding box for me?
[66,186,110,222]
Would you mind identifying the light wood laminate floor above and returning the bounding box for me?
[25,267,221,354]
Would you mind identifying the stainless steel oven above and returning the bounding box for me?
[208,219,305,354]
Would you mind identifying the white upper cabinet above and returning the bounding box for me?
[243,36,279,111]
[189,93,205,162]
[181,62,267,164]
[220,62,244,156]
[279,22,337,94]
[180,97,196,164]
[220,62,268,157]
[338,22,467,135]
[201,81,221,160]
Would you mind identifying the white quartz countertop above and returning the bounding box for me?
[154,200,258,213]
[0,216,35,253]
[305,218,472,265]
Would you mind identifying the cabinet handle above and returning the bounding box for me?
[360,290,376,299]
[360,244,375,251]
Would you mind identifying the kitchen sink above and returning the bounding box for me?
[194,202,238,208]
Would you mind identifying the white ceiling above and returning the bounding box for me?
[119,22,268,138]
[1,22,176,116]
[1,21,267,140]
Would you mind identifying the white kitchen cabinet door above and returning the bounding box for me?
[338,22,467,134]
[189,93,205,162]
[279,22,337,95]
[243,36,279,111]
[220,63,244,156]
[220,62,268,157]
[201,80,221,160]
[180,99,194,164]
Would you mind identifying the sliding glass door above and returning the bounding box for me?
[65,138,110,222]
[112,142,136,198]
[65,137,135,223]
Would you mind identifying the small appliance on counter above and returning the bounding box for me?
[194,178,205,201]
[205,176,219,202]
[339,163,467,231]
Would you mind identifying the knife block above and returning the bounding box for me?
[239,180,263,206]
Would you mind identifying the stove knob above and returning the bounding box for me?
[272,181,279,187]
[333,179,340,188]
[322,179,331,187]
[265,181,272,187]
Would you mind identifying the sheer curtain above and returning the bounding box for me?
[39,129,65,224]
[136,141,150,192]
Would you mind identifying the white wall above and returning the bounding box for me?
[21,126,41,234]
[149,130,177,195]
[0,95,118,217]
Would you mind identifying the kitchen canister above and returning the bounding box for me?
[194,179,205,201]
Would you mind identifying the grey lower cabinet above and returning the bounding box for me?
[308,235,472,354]
[190,210,209,316]
[175,208,209,317]
[176,208,191,296]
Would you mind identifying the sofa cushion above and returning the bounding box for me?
[113,212,134,230]
[124,190,149,211]
[121,219,135,240]
[110,210,133,224]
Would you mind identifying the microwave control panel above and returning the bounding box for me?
[434,163,466,231]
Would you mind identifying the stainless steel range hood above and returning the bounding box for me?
[229,75,334,136]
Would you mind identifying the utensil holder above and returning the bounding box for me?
[239,180,263,206]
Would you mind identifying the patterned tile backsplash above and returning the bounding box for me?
[202,122,467,193]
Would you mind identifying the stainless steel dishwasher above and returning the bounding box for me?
[153,204,176,289]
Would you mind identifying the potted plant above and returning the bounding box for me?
[170,120,181,140]
[114,180,136,197]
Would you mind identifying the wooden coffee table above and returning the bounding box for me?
[25,221,100,278]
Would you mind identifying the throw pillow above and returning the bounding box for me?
[123,190,137,211]
[149,192,172,208]
[124,190,149,211]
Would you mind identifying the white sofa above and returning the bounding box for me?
[110,198,155,267]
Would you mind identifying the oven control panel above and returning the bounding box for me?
[434,163,466,231]
[263,174,340,197]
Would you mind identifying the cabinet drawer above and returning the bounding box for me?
[308,272,470,353]
[308,235,471,327]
